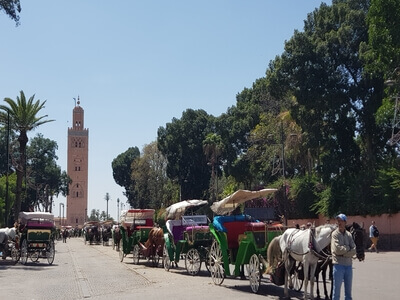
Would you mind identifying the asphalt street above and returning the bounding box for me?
[0,237,399,299]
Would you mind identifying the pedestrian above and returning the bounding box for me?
[62,229,68,243]
[331,213,356,300]
[368,221,379,253]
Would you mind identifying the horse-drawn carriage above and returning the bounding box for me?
[163,200,213,275]
[0,226,19,263]
[119,209,163,266]
[17,212,56,265]
[100,220,113,246]
[83,221,101,245]
[208,189,284,293]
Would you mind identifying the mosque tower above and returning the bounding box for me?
[66,97,89,227]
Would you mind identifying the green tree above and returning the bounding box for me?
[0,173,16,227]
[158,109,213,200]
[265,0,388,215]
[0,91,54,221]
[88,209,100,221]
[203,133,223,201]
[111,147,140,206]
[0,0,21,26]
[26,134,70,213]
[131,142,169,209]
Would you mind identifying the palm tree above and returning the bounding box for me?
[0,90,54,222]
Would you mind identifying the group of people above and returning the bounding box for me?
[331,214,379,300]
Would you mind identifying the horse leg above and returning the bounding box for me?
[315,261,321,299]
[321,262,329,299]
[303,259,309,300]
[283,251,290,299]
[309,261,317,300]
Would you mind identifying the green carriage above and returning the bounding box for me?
[208,189,284,293]
[17,212,56,265]
[118,209,156,264]
[163,200,214,275]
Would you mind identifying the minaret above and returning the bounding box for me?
[66,97,89,227]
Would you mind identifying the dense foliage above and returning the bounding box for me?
[110,0,400,219]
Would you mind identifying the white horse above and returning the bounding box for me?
[0,227,16,243]
[279,224,336,300]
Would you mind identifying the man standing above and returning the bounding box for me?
[369,221,379,253]
[331,213,356,300]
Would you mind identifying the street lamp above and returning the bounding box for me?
[59,203,64,226]
[117,198,120,224]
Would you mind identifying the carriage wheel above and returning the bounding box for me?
[290,261,304,292]
[46,240,55,265]
[249,254,262,293]
[20,239,28,265]
[163,243,171,271]
[185,248,201,275]
[132,244,140,265]
[203,247,211,273]
[30,252,39,262]
[209,240,225,285]
[11,244,20,264]
[119,246,125,262]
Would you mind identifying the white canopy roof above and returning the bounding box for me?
[165,200,208,220]
[210,188,277,216]
[18,212,54,223]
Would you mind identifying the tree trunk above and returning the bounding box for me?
[14,131,28,222]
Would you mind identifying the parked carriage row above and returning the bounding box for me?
[2,189,365,298]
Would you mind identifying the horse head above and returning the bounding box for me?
[347,222,365,261]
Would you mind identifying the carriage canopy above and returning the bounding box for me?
[120,209,155,225]
[18,212,55,225]
[210,189,277,216]
[165,200,208,220]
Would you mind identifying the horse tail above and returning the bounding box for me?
[266,235,282,274]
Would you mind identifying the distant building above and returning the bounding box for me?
[66,97,88,226]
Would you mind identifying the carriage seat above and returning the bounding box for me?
[245,222,266,232]
[223,221,252,249]
[26,220,54,228]
[185,225,210,243]
[166,219,198,243]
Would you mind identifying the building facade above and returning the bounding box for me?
[66,98,88,227]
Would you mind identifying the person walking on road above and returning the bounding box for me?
[62,229,68,243]
[331,213,356,300]
[369,221,379,253]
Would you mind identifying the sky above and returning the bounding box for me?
[1,0,325,221]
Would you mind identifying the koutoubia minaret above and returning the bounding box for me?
[66,97,89,227]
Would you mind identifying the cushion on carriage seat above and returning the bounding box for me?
[245,222,266,232]
[172,225,186,243]
[185,225,209,232]
[223,221,251,249]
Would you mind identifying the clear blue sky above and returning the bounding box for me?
[1,0,325,220]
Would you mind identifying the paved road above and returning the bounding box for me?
[0,237,398,299]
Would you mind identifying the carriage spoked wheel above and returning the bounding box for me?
[11,244,20,264]
[163,243,171,271]
[30,252,39,262]
[209,240,225,285]
[46,240,55,265]
[203,247,211,273]
[185,248,201,276]
[132,244,140,265]
[119,246,124,262]
[20,239,28,265]
[248,254,262,293]
[290,261,304,292]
